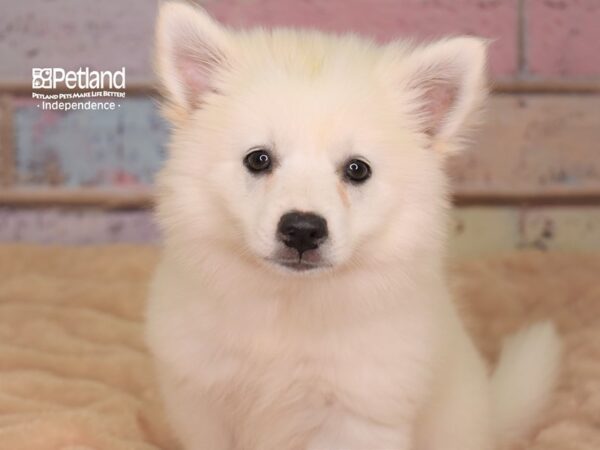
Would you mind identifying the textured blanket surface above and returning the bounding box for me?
[0,245,598,450]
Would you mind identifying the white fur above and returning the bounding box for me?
[146,3,561,449]
[491,321,562,442]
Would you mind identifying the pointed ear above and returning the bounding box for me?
[400,37,488,145]
[155,2,232,111]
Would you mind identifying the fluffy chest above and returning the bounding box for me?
[155,293,437,428]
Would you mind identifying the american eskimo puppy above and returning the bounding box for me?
[146,3,561,449]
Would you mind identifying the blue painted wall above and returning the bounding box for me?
[13,98,168,187]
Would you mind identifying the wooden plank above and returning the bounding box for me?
[449,207,520,259]
[1,206,599,256]
[526,0,600,77]
[0,0,156,83]
[450,206,600,259]
[492,79,600,94]
[12,98,167,187]
[0,188,153,209]
[449,94,600,194]
[0,208,157,244]
[519,207,600,253]
[2,79,600,96]
[0,81,158,96]
[2,187,600,209]
[454,187,600,206]
[0,0,517,80]
[3,93,600,205]
[0,96,15,187]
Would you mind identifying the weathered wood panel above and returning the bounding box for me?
[526,0,600,77]
[0,96,14,187]
[449,94,600,194]
[2,206,599,257]
[520,207,600,252]
[0,0,157,83]
[0,0,518,82]
[6,94,600,198]
[12,98,168,187]
[0,208,158,244]
[205,0,519,76]
[2,1,600,84]
[449,207,520,258]
[0,188,153,208]
[451,206,600,258]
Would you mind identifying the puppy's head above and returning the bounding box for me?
[155,2,487,276]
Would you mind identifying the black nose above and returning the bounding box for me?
[277,211,328,255]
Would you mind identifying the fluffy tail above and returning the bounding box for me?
[491,321,562,443]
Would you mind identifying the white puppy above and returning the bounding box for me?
[146,3,561,449]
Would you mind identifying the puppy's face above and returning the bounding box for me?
[196,72,421,273]
[155,4,486,275]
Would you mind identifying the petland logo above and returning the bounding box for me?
[32,67,126,90]
[31,67,126,111]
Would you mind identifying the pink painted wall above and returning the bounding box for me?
[0,0,156,82]
[1,0,599,82]
[204,0,519,77]
[526,0,600,77]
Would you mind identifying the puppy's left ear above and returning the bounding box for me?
[396,37,488,149]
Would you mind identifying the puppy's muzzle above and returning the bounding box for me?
[277,211,328,255]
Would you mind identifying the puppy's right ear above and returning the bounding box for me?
[155,2,232,111]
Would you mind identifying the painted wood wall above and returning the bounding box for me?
[2,94,600,196]
[0,0,599,255]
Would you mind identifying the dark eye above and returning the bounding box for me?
[244,148,272,174]
[344,159,371,183]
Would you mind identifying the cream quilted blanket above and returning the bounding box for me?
[0,245,598,450]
